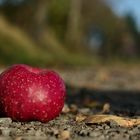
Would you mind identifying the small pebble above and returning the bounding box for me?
[102,103,110,114]
[35,130,44,136]
[62,104,70,113]
[0,127,10,136]
[0,118,12,125]
[15,137,22,140]
[70,104,78,113]
[59,130,70,140]
[90,131,101,137]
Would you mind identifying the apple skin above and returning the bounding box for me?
[0,64,66,122]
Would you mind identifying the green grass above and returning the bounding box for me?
[0,16,97,67]
[0,17,54,66]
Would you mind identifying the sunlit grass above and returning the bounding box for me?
[0,16,96,67]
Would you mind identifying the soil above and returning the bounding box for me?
[0,66,140,140]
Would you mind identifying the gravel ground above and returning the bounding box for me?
[0,66,140,140]
[58,66,140,90]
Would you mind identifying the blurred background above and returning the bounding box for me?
[0,0,140,67]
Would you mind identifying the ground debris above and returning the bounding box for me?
[59,130,70,140]
[75,114,87,122]
[101,103,110,114]
[62,104,70,114]
[69,104,78,113]
[83,115,140,128]
[0,118,12,125]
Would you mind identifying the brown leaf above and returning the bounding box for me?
[84,115,140,128]
[75,114,87,122]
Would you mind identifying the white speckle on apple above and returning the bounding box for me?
[28,86,47,102]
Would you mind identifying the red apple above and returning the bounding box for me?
[0,64,66,122]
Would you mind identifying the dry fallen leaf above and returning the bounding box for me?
[76,114,87,122]
[76,114,140,128]
[84,115,140,128]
